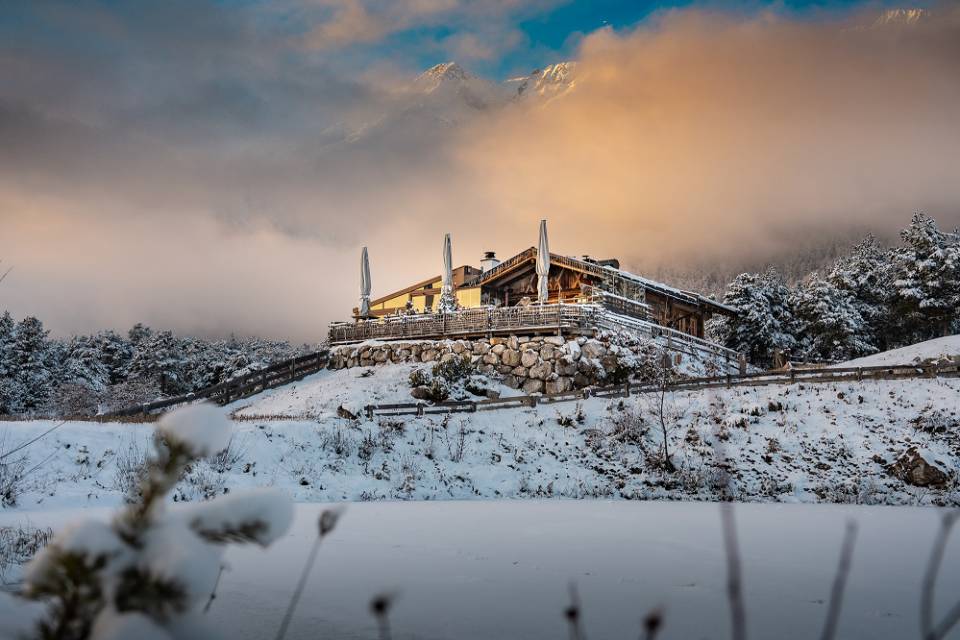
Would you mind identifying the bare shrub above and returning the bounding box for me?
[321,428,354,458]
[111,438,149,504]
[446,422,468,463]
[174,463,227,502]
[358,431,378,461]
[0,429,32,507]
[210,436,247,474]
[0,524,53,582]
[46,383,100,417]
[607,405,648,446]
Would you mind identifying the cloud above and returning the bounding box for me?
[455,5,960,266]
[2,2,960,342]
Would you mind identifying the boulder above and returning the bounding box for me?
[503,375,521,389]
[439,352,460,365]
[520,349,540,368]
[511,366,528,377]
[507,336,520,351]
[543,335,566,346]
[373,349,389,363]
[480,364,496,375]
[473,342,491,355]
[491,344,507,355]
[410,386,433,400]
[556,359,578,377]
[601,354,620,372]
[581,339,607,359]
[887,447,950,487]
[421,349,438,362]
[496,364,514,375]
[522,378,544,394]
[451,341,466,354]
[501,349,521,367]
[540,345,557,361]
[545,377,574,394]
[573,373,593,388]
[528,362,553,380]
[490,337,508,346]
[482,352,500,366]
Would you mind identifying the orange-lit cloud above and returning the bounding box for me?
[2,4,959,341]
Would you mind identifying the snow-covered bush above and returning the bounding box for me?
[19,404,293,639]
[432,354,473,384]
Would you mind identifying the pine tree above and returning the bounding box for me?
[791,273,875,362]
[827,235,897,350]
[892,213,960,340]
[127,330,187,395]
[711,268,797,366]
[8,316,56,411]
[60,335,111,391]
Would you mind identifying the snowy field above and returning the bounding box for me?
[3,501,959,640]
[0,365,957,510]
[839,334,960,368]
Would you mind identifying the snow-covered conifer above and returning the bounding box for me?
[711,268,796,365]
[791,273,875,362]
[892,213,960,339]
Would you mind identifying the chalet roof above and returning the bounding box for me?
[465,247,735,316]
[368,265,477,307]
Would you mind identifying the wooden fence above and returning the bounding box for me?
[105,351,329,417]
[362,361,960,419]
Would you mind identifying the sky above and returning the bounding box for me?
[1,0,957,342]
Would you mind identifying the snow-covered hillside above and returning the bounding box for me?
[1,363,956,512]
[839,334,960,368]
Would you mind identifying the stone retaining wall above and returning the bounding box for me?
[327,334,655,393]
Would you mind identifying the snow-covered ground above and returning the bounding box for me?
[1,364,957,512]
[3,501,958,640]
[840,334,960,367]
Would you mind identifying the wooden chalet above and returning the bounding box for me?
[352,246,733,340]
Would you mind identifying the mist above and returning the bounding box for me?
[1,2,959,341]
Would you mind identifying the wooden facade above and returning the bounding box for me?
[354,247,733,339]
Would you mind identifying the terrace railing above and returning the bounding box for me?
[329,303,601,344]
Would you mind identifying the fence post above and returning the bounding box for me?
[365,405,374,419]
[856,367,862,381]
[725,374,731,388]
[416,402,425,417]
[790,369,795,384]
[624,381,631,397]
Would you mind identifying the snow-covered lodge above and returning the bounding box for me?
[330,221,735,347]
[358,247,732,338]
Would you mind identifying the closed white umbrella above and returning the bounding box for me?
[439,232,456,313]
[359,246,371,318]
[536,219,550,304]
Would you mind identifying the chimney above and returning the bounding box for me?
[481,251,500,273]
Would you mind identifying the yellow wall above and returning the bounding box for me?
[456,286,481,308]
[371,281,481,313]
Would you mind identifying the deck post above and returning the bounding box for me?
[365,405,374,419]
[416,402,424,417]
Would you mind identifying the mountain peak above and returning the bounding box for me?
[506,61,577,100]
[415,62,469,91]
[873,8,930,27]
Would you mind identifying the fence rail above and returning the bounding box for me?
[363,361,960,418]
[104,351,329,417]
